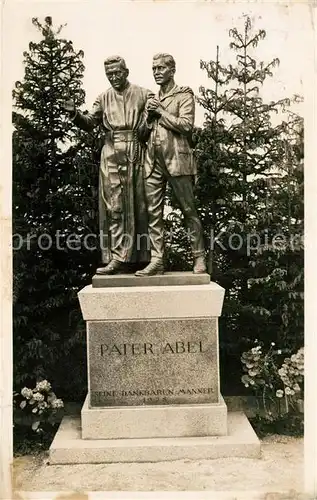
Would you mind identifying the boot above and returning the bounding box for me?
[135,259,164,277]
[96,260,125,275]
[193,255,207,274]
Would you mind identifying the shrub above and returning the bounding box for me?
[241,343,304,435]
[14,379,64,433]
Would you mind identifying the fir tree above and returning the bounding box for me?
[247,109,304,352]
[13,17,99,398]
[166,17,303,391]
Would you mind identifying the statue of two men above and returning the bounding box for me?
[63,53,206,276]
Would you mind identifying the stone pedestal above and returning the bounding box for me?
[50,275,260,463]
[81,395,228,439]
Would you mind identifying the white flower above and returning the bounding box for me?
[271,342,275,346]
[285,387,292,395]
[32,392,44,402]
[276,389,284,398]
[21,387,33,399]
[35,380,51,393]
[277,350,282,355]
[51,398,64,409]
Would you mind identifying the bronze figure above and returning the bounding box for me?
[135,53,206,276]
[63,56,152,275]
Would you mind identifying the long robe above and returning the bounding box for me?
[73,82,152,265]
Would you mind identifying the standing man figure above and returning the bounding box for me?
[135,53,206,276]
[63,56,152,275]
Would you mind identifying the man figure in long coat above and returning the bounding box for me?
[64,56,152,274]
[136,53,206,276]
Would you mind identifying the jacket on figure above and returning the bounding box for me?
[144,84,197,178]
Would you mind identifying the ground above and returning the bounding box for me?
[13,434,303,496]
[12,398,306,498]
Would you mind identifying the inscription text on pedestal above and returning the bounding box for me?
[87,318,219,407]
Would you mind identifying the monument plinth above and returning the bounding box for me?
[49,274,260,463]
[87,317,219,407]
[91,271,211,288]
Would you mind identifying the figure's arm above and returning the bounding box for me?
[158,90,194,135]
[137,90,156,142]
[68,95,103,132]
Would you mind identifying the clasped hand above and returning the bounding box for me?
[146,97,163,115]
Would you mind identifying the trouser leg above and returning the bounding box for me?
[168,175,205,258]
[144,158,166,261]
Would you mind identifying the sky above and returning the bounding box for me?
[4,0,311,125]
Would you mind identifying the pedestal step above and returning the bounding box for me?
[49,411,260,465]
[81,395,227,439]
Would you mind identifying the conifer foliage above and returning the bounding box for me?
[166,17,303,391]
[13,17,99,397]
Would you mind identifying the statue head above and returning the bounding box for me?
[104,55,129,91]
[152,53,176,86]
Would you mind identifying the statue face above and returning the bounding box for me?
[105,62,129,91]
[152,58,174,86]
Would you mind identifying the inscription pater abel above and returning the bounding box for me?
[88,318,219,406]
[99,340,206,356]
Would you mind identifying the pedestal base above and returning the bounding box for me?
[56,277,261,467]
[81,394,228,439]
[49,411,260,464]
[79,281,224,407]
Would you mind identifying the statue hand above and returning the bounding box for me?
[146,98,163,115]
[146,98,159,110]
[62,98,76,113]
